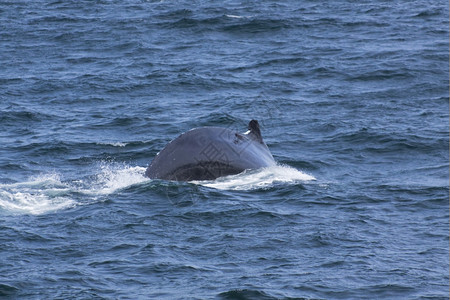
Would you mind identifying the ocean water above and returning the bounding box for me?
[0,0,448,299]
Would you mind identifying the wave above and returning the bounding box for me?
[218,289,312,300]
[96,141,128,147]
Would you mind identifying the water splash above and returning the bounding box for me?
[0,163,314,214]
[0,164,148,215]
[89,163,148,195]
[0,173,75,215]
[194,165,315,190]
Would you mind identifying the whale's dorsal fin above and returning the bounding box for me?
[246,119,263,144]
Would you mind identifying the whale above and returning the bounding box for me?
[145,120,276,181]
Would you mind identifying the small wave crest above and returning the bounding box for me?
[96,141,128,147]
[225,14,249,19]
[0,164,148,215]
[194,165,315,190]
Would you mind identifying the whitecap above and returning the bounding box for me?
[226,14,246,19]
[97,142,128,147]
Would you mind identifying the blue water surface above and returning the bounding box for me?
[0,0,448,299]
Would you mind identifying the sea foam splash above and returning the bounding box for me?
[194,165,315,190]
[88,163,148,195]
[0,164,148,215]
[0,163,314,215]
[0,173,76,215]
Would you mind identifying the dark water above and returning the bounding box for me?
[1,0,448,299]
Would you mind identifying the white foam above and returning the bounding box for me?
[97,141,128,147]
[0,165,148,215]
[0,173,75,215]
[194,165,315,190]
[90,164,148,195]
[0,163,314,215]
[226,14,245,19]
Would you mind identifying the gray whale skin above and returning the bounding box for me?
[145,120,276,181]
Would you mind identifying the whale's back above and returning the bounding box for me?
[146,122,275,181]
